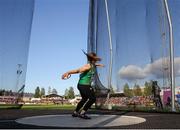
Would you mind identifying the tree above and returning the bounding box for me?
[52,88,58,95]
[48,86,51,95]
[9,90,13,96]
[133,84,142,96]
[40,88,45,97]
[34,86,40,98]
[64,88,69,99]
[68,87,75,99]
[0,89,5,96]
[144,81,152,96]
[109,85,115,94]
[123,83,133,97]
[4,90,9,96]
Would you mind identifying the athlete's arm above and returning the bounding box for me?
[95,63,105,67]
[61,64,91,79]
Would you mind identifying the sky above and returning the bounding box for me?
[115,0,180,89]
[0,0,34,93]
[1,0,180,95]
[25,0,89,95]
[17,0,180,94]
[89,0,180,91]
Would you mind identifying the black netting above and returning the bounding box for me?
[88,0,180,111]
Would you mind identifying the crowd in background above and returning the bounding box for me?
[96,96,154,107]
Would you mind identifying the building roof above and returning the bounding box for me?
[45,94,63,98]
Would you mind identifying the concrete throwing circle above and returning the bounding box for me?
[16,114,146,128]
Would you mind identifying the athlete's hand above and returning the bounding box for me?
[61,72,70,80]
[95,63,105,67]
[100,64,105,67]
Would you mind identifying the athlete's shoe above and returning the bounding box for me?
[78,113,91,119]
[72,112,79,117]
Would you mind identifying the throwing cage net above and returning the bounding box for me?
[88,0,180,111]
[0,0,34,109]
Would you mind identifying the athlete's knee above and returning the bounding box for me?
[81,98,88,103]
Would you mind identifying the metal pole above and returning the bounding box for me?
[105,0,113,108]
[16,64,22,98]
[16,64,22,89]
[164,0,175,111]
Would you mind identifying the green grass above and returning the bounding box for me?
[1,104,180,113]
[0,104,75,110]
[21,104,75,110]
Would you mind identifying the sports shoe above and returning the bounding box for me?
[72,112,79,117]
[78,113,91,119]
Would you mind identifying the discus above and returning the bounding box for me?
[64,74,71,80]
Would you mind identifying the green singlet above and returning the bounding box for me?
[78,64,95,85]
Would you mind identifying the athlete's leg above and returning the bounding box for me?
[79,87,96,119]
[83,87,96,111]
[72,84,88,117]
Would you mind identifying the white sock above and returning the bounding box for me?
[80,110,86,115]
[74,111,78,114]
